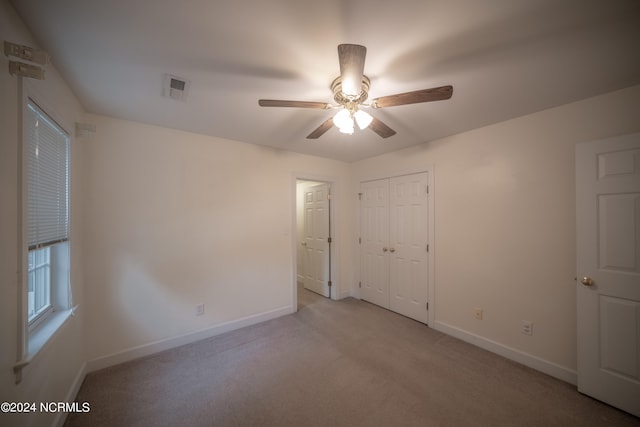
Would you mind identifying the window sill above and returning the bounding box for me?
[14,306,77,380]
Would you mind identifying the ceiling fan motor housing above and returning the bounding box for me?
[331,75,370,106]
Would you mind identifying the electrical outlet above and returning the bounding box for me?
[521,320,533,335]
[474,307,483,320]
[196,304,205,316]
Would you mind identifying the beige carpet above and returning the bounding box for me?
[65,286,639,426]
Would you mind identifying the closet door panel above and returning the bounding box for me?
[360,179,390,308]
[389,173,429,323]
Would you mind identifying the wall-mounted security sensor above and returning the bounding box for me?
[4,41,49,65]
[8,61,44,79]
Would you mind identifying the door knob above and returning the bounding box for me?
[382,247,388,252]
[581,276,594,286]
[301,242,307,246]
[389,248,396,253]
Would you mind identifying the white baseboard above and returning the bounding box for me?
[54,361,88,427]
[86,306,293,373]
[432,321,577,385]
[337,289,352,300]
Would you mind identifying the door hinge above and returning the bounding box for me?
[359,281,362,288]
[426,185,429,195]
[328,281,332,287]
[328,237,332,243]
[358,237,361,244]
[426,244,429,252]
[426,302,429,310]
[358,192,362,200]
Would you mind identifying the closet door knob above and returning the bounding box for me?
[581,276,594,286]
[389,248,396,253]
[383,247,388,252]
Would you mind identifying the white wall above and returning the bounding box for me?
[82,115,352,364]
[352,84,640,381]
[0,1,87,426]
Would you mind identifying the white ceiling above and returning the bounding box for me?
[10,0,640,162]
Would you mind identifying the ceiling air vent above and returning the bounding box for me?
[163,74,190,101]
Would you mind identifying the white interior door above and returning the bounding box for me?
[576,132,640,417]
[389,173,429,323]
[360,179,390,308]
[303,183,331,297]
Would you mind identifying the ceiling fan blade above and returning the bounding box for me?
[338,44,366,97]
[369,116,396,138]
[371,85,453,109]
[259,100,331,109]
[307,117,335,139]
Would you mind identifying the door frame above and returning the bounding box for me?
[291,173,339,313]
[356,165,435,325]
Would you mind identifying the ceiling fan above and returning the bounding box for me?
[258,44,453,139]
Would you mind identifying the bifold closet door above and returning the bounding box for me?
[388,173,429,323]
[360,179,390,308]
[360,172,429,323]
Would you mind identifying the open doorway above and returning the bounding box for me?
[295,179,332,305]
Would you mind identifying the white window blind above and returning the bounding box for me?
[27,100,70,250]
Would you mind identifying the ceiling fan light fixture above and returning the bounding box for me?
[354,109,372,130]
[333,108,352,130]
[338,122,354,134]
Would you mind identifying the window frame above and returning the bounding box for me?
[24,98,71,332]
[15,80,75,382]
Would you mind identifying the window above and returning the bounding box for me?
[26,99,70,330]
[28,246,51,322]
